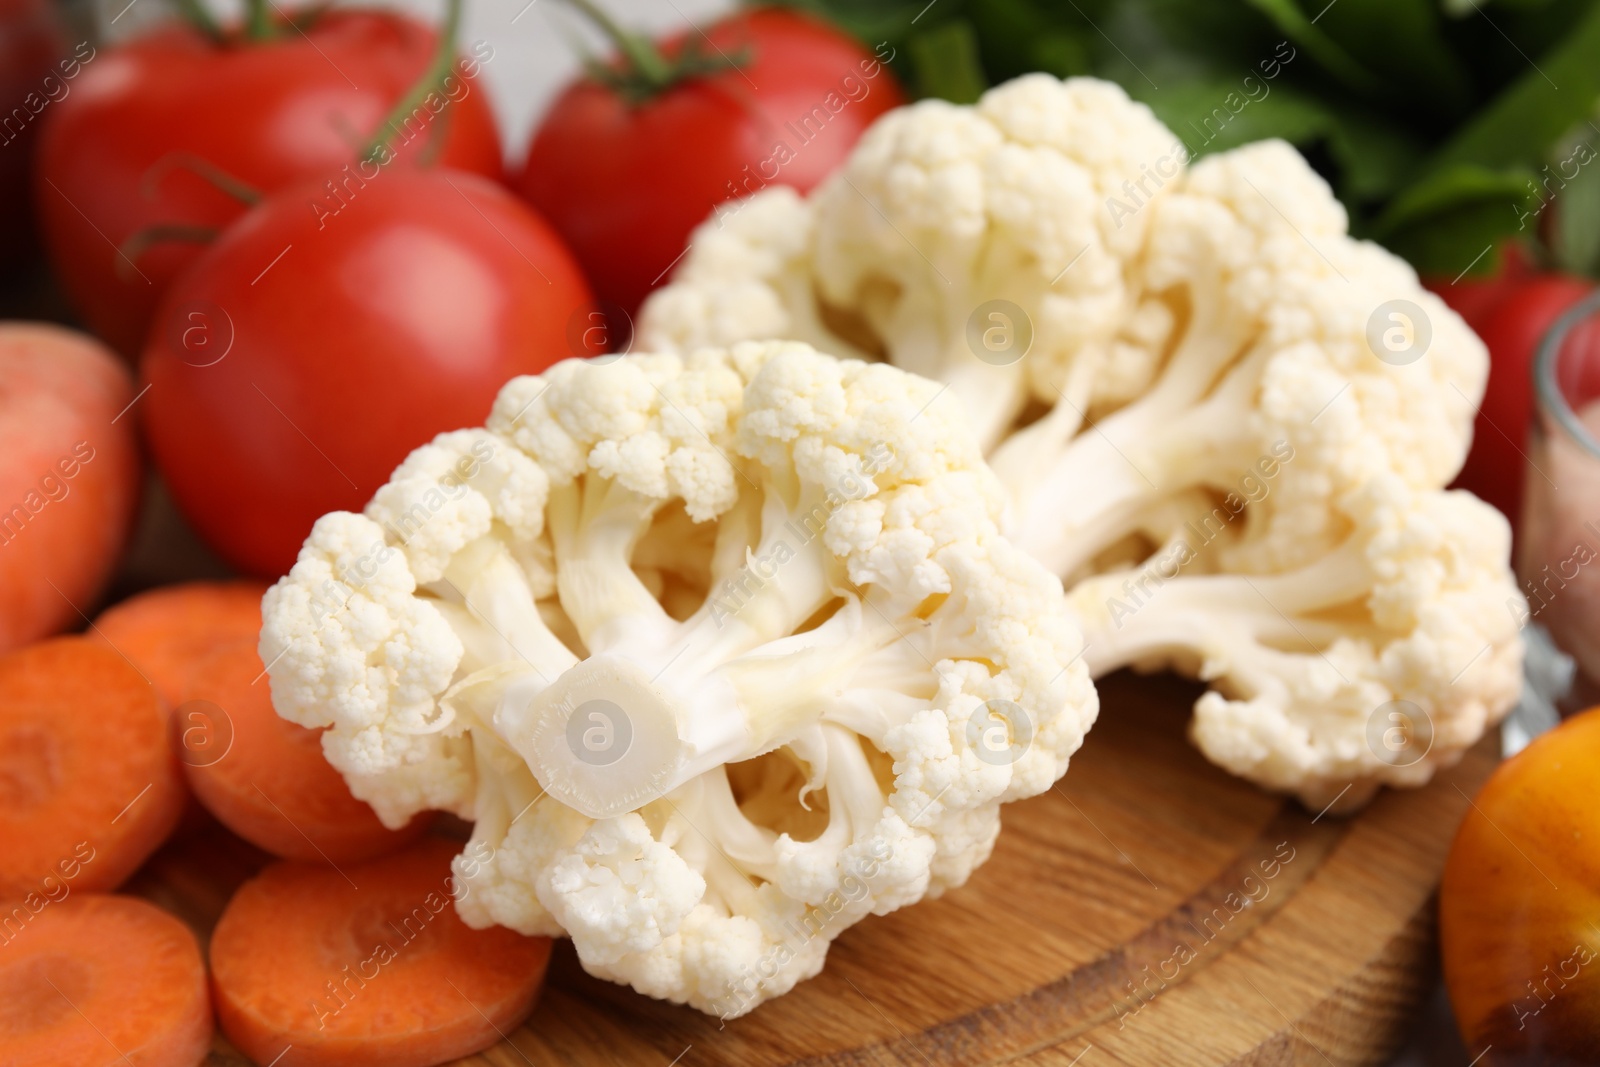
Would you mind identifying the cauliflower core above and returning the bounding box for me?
[261,342,1096,1016]
[639,74,1524,810]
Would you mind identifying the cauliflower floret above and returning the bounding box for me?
[643,75,1180,451]
[537,814,707,966]
[1073,476,1522,807]
[636,188,835,356]
[262,341,1097,1017]
[639,74,1520,808]
[366,429,551,584]
[260,511,473,826]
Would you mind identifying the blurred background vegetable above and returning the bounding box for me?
[34,0,503,357]
[1440,704,1600,1062]
[0,323,140,654]
[140,168,595,577]
[1443,266,1600,527]
[0,0,66,279]
[517,3,904,323]
[770,0,1600,278]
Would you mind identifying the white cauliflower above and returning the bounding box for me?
[642,74,1182,450]
[258,510,474,824]
[639,74,1524,808]
[261,342,1097,1017]
[1069,476,1522,810]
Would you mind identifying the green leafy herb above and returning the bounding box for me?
[907,19,989,104]
[759,0,1600,279]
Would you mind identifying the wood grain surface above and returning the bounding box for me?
[128,672,1497,1067]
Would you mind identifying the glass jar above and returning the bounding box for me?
[1517,290,1600,704]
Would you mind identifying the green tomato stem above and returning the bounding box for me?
[169,0,225,43]
[244,0,274,41]
[562,0,674,90]
[361,0,464,166]
[140,152,263,206]
[559,0,749,105]
[115,224,220,282]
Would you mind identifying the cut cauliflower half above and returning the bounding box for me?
[260,341,1097,1017]
[638,73,1519,808]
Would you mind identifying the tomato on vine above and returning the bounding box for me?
[517,3,905,319]
[35,0,501,356]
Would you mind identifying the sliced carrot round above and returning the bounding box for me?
[91,580,270,711]
[179,639,429,863]
[0,893,212,1067]
[0,638,185,896]
[211,838,551,1067]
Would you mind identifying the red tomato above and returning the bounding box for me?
[0,324,142,653]
[35,10,503,357]
[141,169,594,578]
[1451,274,1597,529]
[518,6,904,317]
[1425,242,1534,334]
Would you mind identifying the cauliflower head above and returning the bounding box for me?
[638,73,1521,808]
[260,341,1097,1017]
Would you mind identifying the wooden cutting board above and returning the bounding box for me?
[129,671,1497,1067]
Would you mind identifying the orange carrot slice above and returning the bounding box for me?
[0,638,185,896]
[211,838,551,1067]
[180,639,429,862]
[91,580,270,711]
[0,893,211,1067]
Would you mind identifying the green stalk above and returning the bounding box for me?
[558,0,748,105]
[244,0,275,41]
[287,3,332,33]
[141,152,263,206]
[361,0,464,166]
[115,224,220,281]
[170,0,225,43]
[563,0,674,91]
